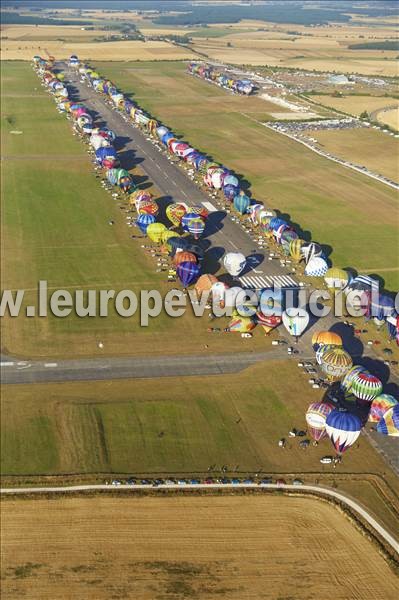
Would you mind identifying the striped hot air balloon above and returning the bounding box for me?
[341,365,367,392]
[136,213,155,235]
[319,347,352,380]
[177,261,201,287]
[289,239,305,262]
[182,212,200,232]
[306,402,335,442]
[376,405,399,436]
[325,409,361,453]
[187,216,205,239]
[301,242,322,264]
[368,394,398,424]
[351,371,383,402]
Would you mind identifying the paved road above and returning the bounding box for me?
[0,349,288,384]
[2,482,398,554]
[62,62,300,288]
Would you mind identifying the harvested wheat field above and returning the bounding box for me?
[1,495,398,600]
[378,108,399,131]
[311,95,399,118]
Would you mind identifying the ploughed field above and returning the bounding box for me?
[95,60,399,292]
[1,495,398,600]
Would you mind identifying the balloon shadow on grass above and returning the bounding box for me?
[203,246,225,275]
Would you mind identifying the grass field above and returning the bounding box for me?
[378,108,399,131]
[2,360,399,537]
[311,95,399,118]
[94,61,399,291]
[303,128,399,181]
[2,495,398,600]
[1,61,280,358]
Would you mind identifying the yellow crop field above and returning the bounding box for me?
[2,495,398,600]
[304,128,399,181]
[0,24,104,40]
[311,95,399,117]
[0,39,195,61]
[378,108,399,130]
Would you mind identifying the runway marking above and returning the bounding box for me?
[202,201,217,213]
[240,274,298,289]
[44,363,58,368]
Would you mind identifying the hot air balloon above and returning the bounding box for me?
[185,205,209,220]
[223,174,239,187]
[324,267,349,290]
[256,313,282,334]
[186,216,205,239]
[312,331,342,349]
[227,316,256,333]
[305,256,328,277]
[136,213,155,234]
[325,409,361,453]
[341,365,367,393]
[280,230,298,255]
[320,347,352,381]
[223,252,246,277]
[195,274,218,297]
[301,242,323,264]
[282,308,309,339]
[315,343,337,366]
[223,184,240,201]
[306,402,335,441]
[147,222,166,243]
[368,394,398,424]
[370,293,395,322]
[166,203,186,227]
[289,239,305,262]
[177,261,201,287]
[137,198,159,217]
[233,193,250,215]
[173,251,197,266]
[376,405,399,436]
[182,212,201,232]
[351,371,383,402]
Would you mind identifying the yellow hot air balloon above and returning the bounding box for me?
[147,222,166,243]
[320,347,352,381]
[324,267,349,289]
[311,331,343,348]
[289,239,305,261]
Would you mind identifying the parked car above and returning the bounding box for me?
[293,479,303,486]
[320,456,333,464]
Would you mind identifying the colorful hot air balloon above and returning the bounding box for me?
[320,347,352,381]
[223,252,246,277]
[282,308,309,338]
[305,256,328,277]
[312,331,342,348]
[368,394,398,424]
[136,213,155,234]
[185,205,209,220]
[324,267,349,290]
[166,203,186,227]
[256,313,282,334]
[341,365,367,392]
[137,198,159,217]
[173,251,197,266]
[223,184,240,201]
[376,405,399,436]
[370,294,395,321]
[325,409,361,453]
[351,371,383,402]
[177,261,201,287]
[315,343,337,366]
[187,216,205,239]
[227,316,256,333]
[306,402,335,441]
[146,222,166,243]
[301,242,323,264]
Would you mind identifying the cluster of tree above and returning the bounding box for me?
[1,12,91,25]
[348,41,399,51]
[153,5,351,26]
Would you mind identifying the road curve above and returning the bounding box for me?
[2,482,398,554]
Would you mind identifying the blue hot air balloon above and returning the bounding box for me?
[325,409,361,453]
[370,293,395,321]
[136,213,156,234]
[187,217,205,239]
[233,193,250,215]
[167,236,191,256]
[223,184,239,201]
[177,261,201,287]
[182,212,200,232]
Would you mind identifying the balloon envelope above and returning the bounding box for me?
[351,371,383,402]
[325,409,361,453]
[136,213,155,234]
[146,222,166,243]
[282,308,309,337]
[306,402,335,441]
[376,405,399,436]
[368,394,398,424]
[320,347,352,381]
[177,261,201,287]
[223,252,246,277]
